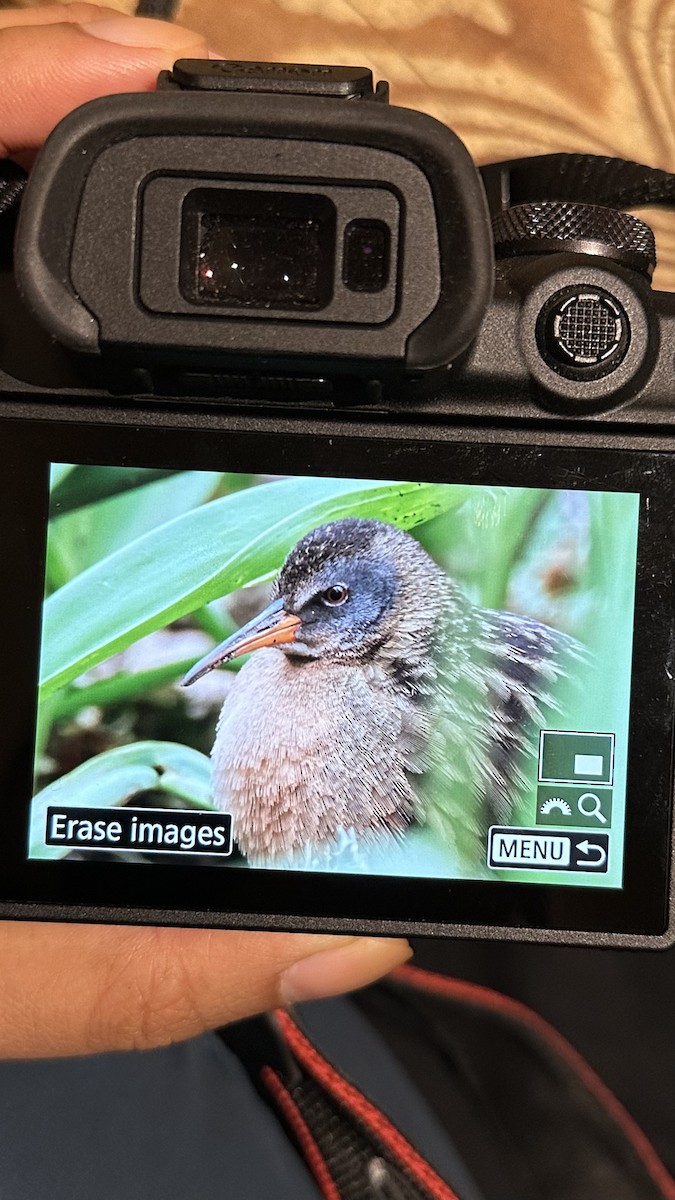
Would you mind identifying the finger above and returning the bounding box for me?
[0,3,128,28]
[0,13,210,156]
[0,922,412,1058]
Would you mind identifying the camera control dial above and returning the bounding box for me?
[495,200,656,402]
[492,200,656,278]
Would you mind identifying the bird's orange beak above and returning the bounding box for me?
[181,597,301,687]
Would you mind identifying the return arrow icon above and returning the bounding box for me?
[575,839,607,868]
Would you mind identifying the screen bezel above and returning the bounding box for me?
[0,416,672,939]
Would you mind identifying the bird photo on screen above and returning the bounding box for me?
[182,517,576,873]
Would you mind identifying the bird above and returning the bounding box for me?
[181,517,576,870]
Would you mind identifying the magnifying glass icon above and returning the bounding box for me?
[578,792,607,824]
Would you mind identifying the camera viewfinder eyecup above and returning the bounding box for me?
[14,60,494,401]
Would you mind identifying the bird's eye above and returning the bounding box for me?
[321,584,350,607]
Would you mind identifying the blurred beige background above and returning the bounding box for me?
[9,0,675,286]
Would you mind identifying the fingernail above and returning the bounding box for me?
[279,937,412,1005]
[78,16,205,51]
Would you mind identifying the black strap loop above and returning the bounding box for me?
[480,153,675,219]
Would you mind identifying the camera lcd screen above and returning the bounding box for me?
[0,418,669,943]
[30,464,640,893]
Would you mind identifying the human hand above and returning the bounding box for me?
[0,921,410,1057]
[0,2,212,158]
[0,3,411,1059]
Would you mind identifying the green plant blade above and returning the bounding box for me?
[30,741,213,859]
[41,477,469,696]
[49,466,183,517]
[45,470,224,587]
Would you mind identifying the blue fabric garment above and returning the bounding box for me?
[0,1028,321,1200]
[0,995,481,1200]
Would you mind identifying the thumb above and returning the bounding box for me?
[0,922,412,1057]
[0,4,211,157]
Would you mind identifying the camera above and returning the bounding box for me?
[0,60,673,948]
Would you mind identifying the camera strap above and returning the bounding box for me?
[479,153,675,217]
[219,1003,468,1200]
[218,967,675,1200]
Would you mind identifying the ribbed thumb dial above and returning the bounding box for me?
[492,200,656,278]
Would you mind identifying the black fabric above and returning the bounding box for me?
[284,1075,430,1200]
[356,945,675,1200]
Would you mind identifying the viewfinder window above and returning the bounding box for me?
[181,188,336,311]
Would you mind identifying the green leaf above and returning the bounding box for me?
[30,741,214,859]
[41,477,469,697]
[45,470,223,586]
[49,466,184,517]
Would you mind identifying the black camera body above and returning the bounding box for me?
[1,61,674,948]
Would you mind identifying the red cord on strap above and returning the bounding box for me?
[274,1007,463,1200]
[261,1065,342,1200]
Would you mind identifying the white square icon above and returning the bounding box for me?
[574,753,604,777]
